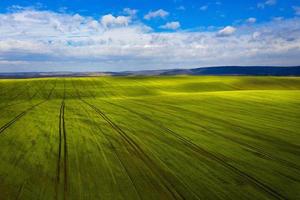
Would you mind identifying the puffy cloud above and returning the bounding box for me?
[0,8,300,72]
[246,17,257,23]
[100,14,131,28]
[217,26,236,37]
[144,9,169,20]
[160,21,180,30]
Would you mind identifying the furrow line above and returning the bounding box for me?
[55,80,68,200]
[72,80,141,199]
[62,100,68,200]
[102,101,202,199]
[131,100,300,172]
[55,101,63,200]
[0,79,57,133]
[0,79,51,112]
[81,100,187,200]
[105,101,287,200]
[0,100,46,135]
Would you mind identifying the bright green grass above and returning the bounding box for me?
[0,76,299,200]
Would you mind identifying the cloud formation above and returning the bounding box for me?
[101,14,131,28]
[217,26,236,37]
[257,0,277,9]
[0,8,299,72]
[144,9,169,20]
[246,17,257,23]
[160,21,180,30]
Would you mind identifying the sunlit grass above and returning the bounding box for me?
[0,76,299,199]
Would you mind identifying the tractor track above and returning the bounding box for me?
[72,79,287,199]
[162,127,287,200]
[28,79,49,101]
[0,81,31,100]
[71,80,198,199]
[78,101,142,200]
[81,99,189,200]
[0,79,56,112]
[146,100,300,151]
[0,82,57,135]
[103,100,287,200]
[0,80,57,200]
[130,100,300,172]
[0,101,46,134]
[0,82,32,111]
[71,79,143,199]
[99,102,203,199]
[55,81,68,200]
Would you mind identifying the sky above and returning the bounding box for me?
[0,0,300,72]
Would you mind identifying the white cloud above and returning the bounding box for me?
[252,31,261,39]
[123,8,138,16]
[160,21,180,30]
[217,26,236,37]
[257,0,277,9]
[100,14,131,28]
[0,8,300,72]
[200,5,208,11]
[144,9,169,20]
[293,6,300,16]
[265,0,277,6]
[246,17,257,23]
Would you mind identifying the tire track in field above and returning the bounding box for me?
[70,80,187,199]
[0,80,57,200]
[0,81,31,100]
[0,80,57,135]
[101,101,203,199]
[73,79,199,199]
[104,101,287,200]
[28,79,49,101]
[131,100,300,173]
[71,79,143,199]
[81,99,189,200]
[0,82,32,110]
[0,101,46,135]
[0,83,21,96]
[55,101,63,200]
[56,80,68,200]
[3,80,56,173]
[0,79,56,112]
[155,101,300,152]
[77,101,142,200]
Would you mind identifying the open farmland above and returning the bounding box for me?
[0,76,299,200]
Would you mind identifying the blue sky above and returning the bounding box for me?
[0,0,299,72]
[0,0,298,30]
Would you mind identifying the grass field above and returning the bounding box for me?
[0,76,299,200]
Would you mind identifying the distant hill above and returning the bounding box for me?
[0,66,299,78]
[159,66,300,76]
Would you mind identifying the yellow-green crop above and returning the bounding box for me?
[0,76,299,200]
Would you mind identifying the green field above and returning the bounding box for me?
[0,76,299,200]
